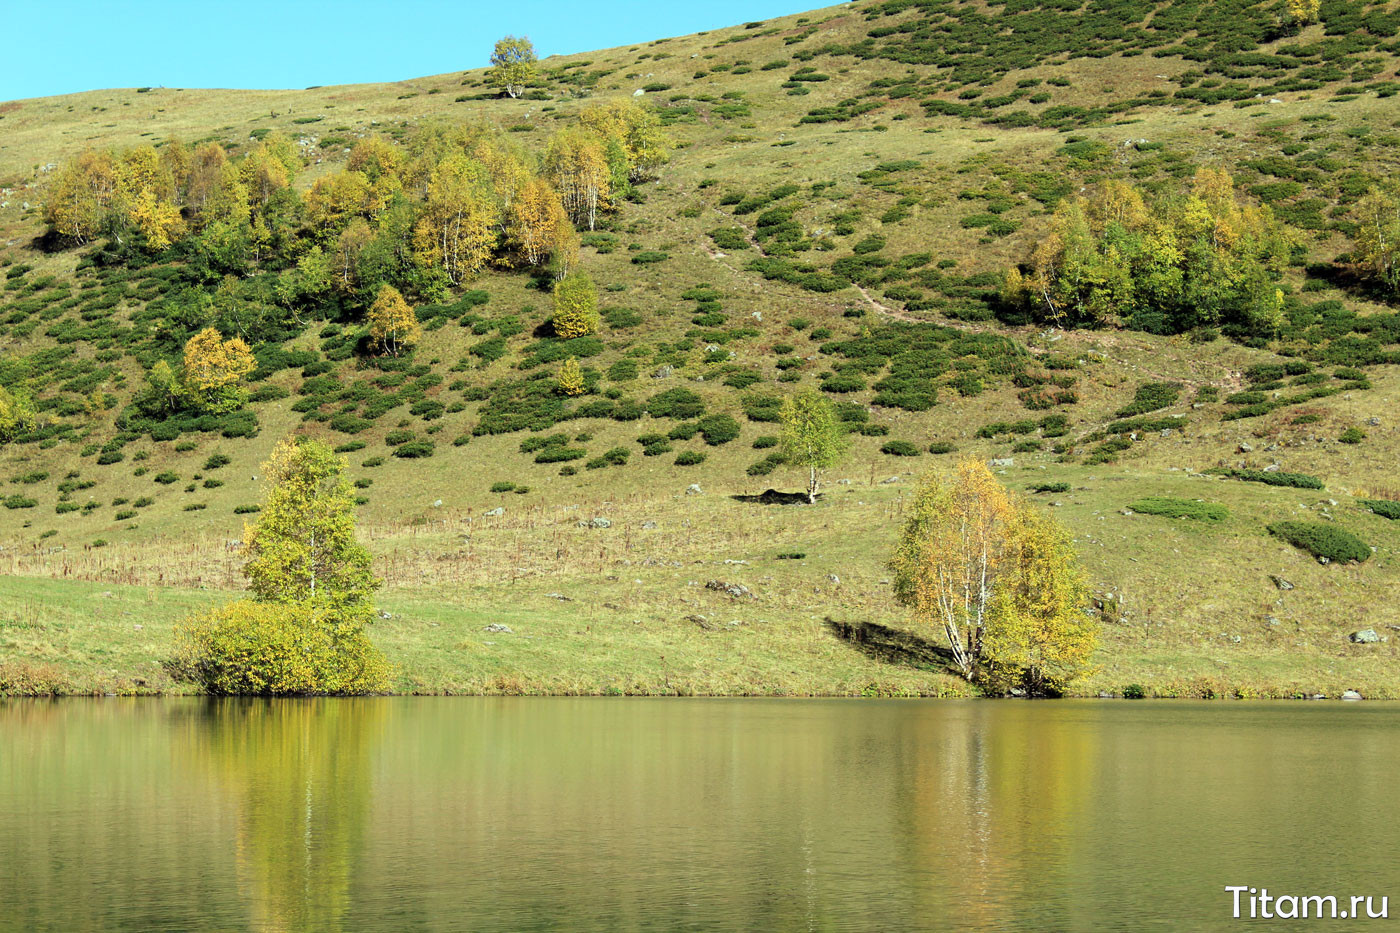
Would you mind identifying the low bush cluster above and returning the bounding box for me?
[1128,497,1228,522]
[1267,521,1371,563]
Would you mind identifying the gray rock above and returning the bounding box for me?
[989,458,1015,468]
[377,610,393,620]
[1368,417,1381,427]
[1342,689,1363,700]
[685,483,703,496]
[1350,629,1381,644]
[1263,463,1281,472]
[879,475,900,484]
[485,507,505,517]
[686,614,717,630]
[483,623,514,634]
[826,574,840,584]
[640,520,658,530]
[652,365,674,379]
[705,580,754,599]
[432,499,443,508]
[1270,575,1295,591]
[577,517,612,529]
[1238,442,1253,453]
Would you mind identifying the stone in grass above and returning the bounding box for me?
[485,507,505,517]
[484,623,514,634]
[685,484,703,496]
[1342,689,1363,700]
[1349,629,1381,644]
[577,517,612,529]
[705,580,753,599]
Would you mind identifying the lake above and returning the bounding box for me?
[1,698,1395,931]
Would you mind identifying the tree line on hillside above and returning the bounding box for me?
[1000,167,1400,338]
[42,100,670,309]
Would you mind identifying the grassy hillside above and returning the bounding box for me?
[5,0,1400,697]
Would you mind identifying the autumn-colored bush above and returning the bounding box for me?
[169,599,390,696]
[0,661,70,696]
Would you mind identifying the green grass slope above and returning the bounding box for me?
[5,0,1400,696]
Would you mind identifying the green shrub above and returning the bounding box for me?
[3,494,37,509]
[880,440,921,456]
[1267,521,1370,563]
[535,446,586,463]
[1030,482,1070,493]
[169,600,390,696]
[1210,468,1323,490]
[490,481,516,493]
[1128,497,1228,522]
[153,471,179,485]
[1122,684,1146,700]
[646,388,705,419]
[1360,499,1400,520]
[392,440,435,458]
[1339,427,1366,444]
[668,421,700,441]
[675,450,707,466]
[928,442,957,454]
[698,413,741,445]
[1115,382,1181,418]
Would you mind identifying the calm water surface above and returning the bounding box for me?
[1,698,1397,932]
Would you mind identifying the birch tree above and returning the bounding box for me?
[488,36,538,99]
[242,438,380,609]
[778,389,848,503]
[890,460,1096,692]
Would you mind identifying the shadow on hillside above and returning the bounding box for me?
[730,489,816,505]
[1305,261,1397,304]
[824,617,957,672]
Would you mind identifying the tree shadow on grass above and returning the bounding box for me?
[730,489,817,505]
[824,617,958,673]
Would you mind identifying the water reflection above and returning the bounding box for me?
[177,700,384,933]
[1,699,1398,932]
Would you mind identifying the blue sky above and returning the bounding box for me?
[2,0,825,101]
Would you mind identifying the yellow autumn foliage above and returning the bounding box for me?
[891,460,1096,693]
